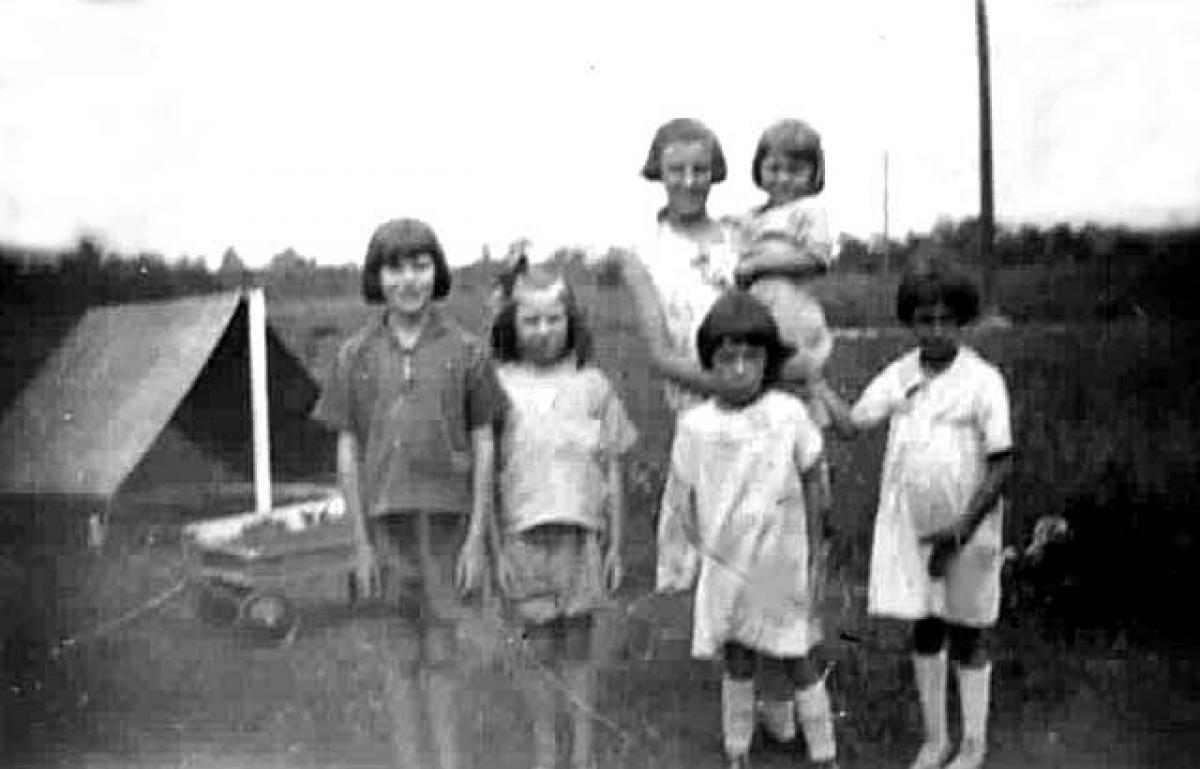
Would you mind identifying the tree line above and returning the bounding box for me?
[2,220,1198,320]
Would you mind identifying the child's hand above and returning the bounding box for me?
[455,536,487,596]
[604,546,623,593]
[732,262,758,289]
[495,548,518,596]
[921,520,973,578]
[353,541,381,599]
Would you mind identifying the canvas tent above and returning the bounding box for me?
[0,290,334,539]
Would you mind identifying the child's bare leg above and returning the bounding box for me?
[786,653,838,767]
[421,624,465,769]
[562,615,597,769]
[756,658,796,743]
[383,648,426,769]
[522,620,560,769]
[416,513,467,769]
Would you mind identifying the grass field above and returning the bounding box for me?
[4,268,1200,767]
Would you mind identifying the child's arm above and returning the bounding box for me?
[923,451,1013,576]
[801,462,829,561]
[616,248,757,401]
[336,431,377,597]
[617,248,717,389]
[456,424,496,594]
[604,453,625,592]
[809,379,863,439]
[735,237,829,285]
[656,428,700,593]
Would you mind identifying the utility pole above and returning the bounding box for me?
[976,0,996,309]
[882,150,891,275]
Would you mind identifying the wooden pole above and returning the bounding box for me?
[883,150,891,275]
[976,0,996,307]
[248,288,272,514]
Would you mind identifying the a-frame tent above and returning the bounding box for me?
[0,290,334,543]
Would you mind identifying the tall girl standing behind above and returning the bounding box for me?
[813,257,1013,769]
[491,263,638,769]
[657,291,838,769]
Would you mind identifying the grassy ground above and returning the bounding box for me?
[4,273,1200,767]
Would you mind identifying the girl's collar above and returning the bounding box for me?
[509,353,581,376]
[379,304,446,348]
[657,206,714,229]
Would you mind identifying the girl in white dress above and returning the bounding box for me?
[607,117,831,745]
[656,291,838,769]
[813,256,1013,769]
[490,262,638,769]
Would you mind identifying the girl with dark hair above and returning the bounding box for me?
[813,257,1010,769]
[656,291,839,769]
[490,263,637,769]
[313,217,508,769]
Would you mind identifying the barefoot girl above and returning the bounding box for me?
[656,291,839,769]
[313,218,508,769]
[491,262,637,769]
[813,256,1013,769]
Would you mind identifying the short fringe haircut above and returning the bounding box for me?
[696,291,795,386]
[361,218,452,303]
[641,118,728,184]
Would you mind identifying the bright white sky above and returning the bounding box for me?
[1,0,1197,266]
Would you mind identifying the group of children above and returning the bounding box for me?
[312,117,1013,769]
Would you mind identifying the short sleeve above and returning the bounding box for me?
[464,346,510,430]
[976,366,1013,455]
[791,402,825,473]
[850,363,901,428]
[790,203,833,267]
[310,338,356,435]
[593,373,638,456]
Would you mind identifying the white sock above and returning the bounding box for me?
[795,680,837,762]
[915,652,949,743]
[722,677,756,758]
[947,662,991,769]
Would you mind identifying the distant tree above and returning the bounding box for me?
[217,247,250,288]
[836,233,873,273]
[268,247,313,276]
[219,247,246,274]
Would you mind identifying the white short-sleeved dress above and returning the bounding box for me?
[656,391,825,658]
[632,218,740,414]
[851,347,1013,627]
[496,361,638,623]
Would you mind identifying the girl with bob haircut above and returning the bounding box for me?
[736,118,835,388]
[615,117,745,412]
[813,255,1011,769]
[314,217,507,769]
[490,260,637,769]
[657,291,839,769]
[361,218,453,303]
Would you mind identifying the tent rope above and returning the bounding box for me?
[48,576,188,660]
